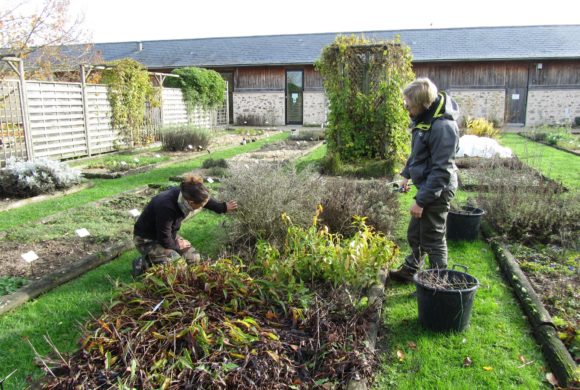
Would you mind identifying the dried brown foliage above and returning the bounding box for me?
[38,260,378,389]
[320,178,400,237]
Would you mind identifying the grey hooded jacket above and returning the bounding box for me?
[401,92,460,208]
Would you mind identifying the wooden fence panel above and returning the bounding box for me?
[26,82,88,159]
[86,85,117,154]
[162,88,188,125]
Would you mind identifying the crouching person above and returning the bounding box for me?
[132,175,237,275]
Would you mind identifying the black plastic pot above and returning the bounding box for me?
[413,265,479,332]
[447,206,485,241]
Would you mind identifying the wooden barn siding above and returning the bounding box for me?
[528,60,580,88]
[234,65,321,91]
[413,61,580,90]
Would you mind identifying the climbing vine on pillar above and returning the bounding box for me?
[316,35,414,174]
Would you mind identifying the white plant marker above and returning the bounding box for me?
[155,154,161,158]
[206,177,214,183]
[129,209,141,218]
[75,228,90,238]
[188,144,193,150]
[152,299,165,313]
[21,251,39,263]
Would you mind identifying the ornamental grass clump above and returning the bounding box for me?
[465,118,499,138]
[0,157,81,198]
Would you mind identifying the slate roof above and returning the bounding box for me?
[82,25,580,68]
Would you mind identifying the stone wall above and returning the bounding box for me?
[233,92,285,126]
[448,89,505,126]
[526,89,580,126]
[303,91,327,125]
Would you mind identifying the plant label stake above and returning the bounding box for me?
[21,251,39,277]
[76,228,91,252]
[129,209,141,218]
[0,369,17,390]
[206,177,214,184]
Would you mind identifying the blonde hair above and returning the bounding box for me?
[180,174,209,203]
[403,78,438,110]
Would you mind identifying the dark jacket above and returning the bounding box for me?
[133,187,227,252]
[401,92,459,208]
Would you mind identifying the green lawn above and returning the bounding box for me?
[372,189,547,389]
[499,133,580,190]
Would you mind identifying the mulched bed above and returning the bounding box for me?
[506,243,579,362]
[456,156,566,192]
[38,260,378,389]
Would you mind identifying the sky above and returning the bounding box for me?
[43,0,580,43]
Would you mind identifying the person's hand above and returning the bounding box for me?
[410,202,423,218]
[400,178,411,193]
[226,200,238,212]
[177,237,191,250]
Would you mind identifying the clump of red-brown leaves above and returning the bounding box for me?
[38,259,378,389]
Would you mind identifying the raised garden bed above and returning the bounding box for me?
[519,132,580,156]
[34,208,397,388]
[0,182,94,212]
[482,224,579,387]
[79,132,274,179]
[0,186,157,283]
[456,156,566,192]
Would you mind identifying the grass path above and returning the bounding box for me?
[372,189,547,389]
[499,133,580,189]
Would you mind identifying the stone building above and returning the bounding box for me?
[91,25,580,127]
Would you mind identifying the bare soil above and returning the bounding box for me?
[0,187,156,281]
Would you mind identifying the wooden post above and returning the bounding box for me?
[80,65,92,156]
[5,58,34,161]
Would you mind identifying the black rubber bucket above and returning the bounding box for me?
[413,266,479,332]
[446,206,485,241]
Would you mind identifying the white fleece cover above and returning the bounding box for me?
[457,135,513,158]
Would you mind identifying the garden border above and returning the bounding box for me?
[347,269,389,390]
[481,222,578,387]
[0,240,132,316]
[518,133,580,157]
[81,132,278,179]
[0,182,94,213]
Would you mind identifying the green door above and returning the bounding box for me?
[286,70,303,124]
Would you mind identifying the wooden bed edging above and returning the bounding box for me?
[0,240,133,316]
[346,269,389,390]
[481,222,578,387]
[0,182,94,213]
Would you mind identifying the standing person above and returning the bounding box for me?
[132,175,237,275]
[389,78,460,282]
